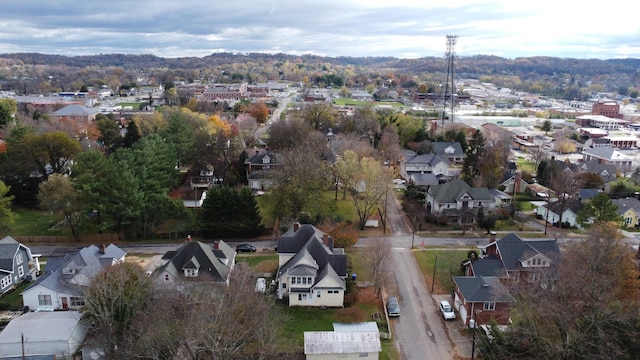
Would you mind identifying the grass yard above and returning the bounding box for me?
[333,98,406,109]
[236,254,279,274]
[115,102,142,110]
[9,207,64,237]
[515,156,536,173]
[414,249,472,294]
[0,283,29,310]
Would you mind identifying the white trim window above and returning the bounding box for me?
[0,275,11,288]
[16,253,23,264]
[18,266,24,277]
[298,293,308,301]
[184,269,198,277]
[38,294,52,306]
[483,302,496,311]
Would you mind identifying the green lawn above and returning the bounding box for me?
[414,249,472,294]
[9,207,63,237]
[236,254,278,274]
[515,156,536,173]
[0,283,29,310]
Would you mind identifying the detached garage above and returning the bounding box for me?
[0,311,87,358]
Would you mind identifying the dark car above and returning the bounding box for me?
[235,244,257,252]
[387,296,401,317]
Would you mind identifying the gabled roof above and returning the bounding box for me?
[578,189,601,200]
[582,147,631,161]
[408,172,439,186]
[404,153,448,167]
[612,197,640,215]
[155,241,234,283]
[276,224,347,279]
[453,276,515,303]
[433,142,464,157]
[427,179,492,203]
[245,151,280,165]
[23,244,125,295]
[304,331,381,355]
[468,256,505,277]
[0,236,28,273]
[314,263,346,290]
[492,233,559,271]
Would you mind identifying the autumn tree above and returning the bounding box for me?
[83,262,154,360]
[549,169,584,225]
[266,118,312,151]
[22,131,82,179]
[301,102,334,131]
[249,101,270,124]
[38,174,81,240]
[363,236,393,298]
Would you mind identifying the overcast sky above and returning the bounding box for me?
[1,1,638,60]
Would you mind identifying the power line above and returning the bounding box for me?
[441,34,458,128]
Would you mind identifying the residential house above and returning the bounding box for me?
[500,171,528,195]
[0,236,40,294]
[582,147,633,168]
[452,276,515,327]
[245,150,280,190]
[408,172,439,187]
[425,179,495,225]
[21,244,125,311]
[534,200,584,228]
[304,329,381,360]
[612,197,640,228]
[489,188,513,208]
[432,142,464,164]
[400,151,450,181]
[153,240,236,291]
[578,189,602,203]
[276,223,347,307]
[467,233,560,285]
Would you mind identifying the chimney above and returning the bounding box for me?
[101,244,106,254]
[293,222,299,232]
[322,234,332,249]
[213,240,219,249]
[187,235,192,242]
[489,231,496,243]
[514,171,522,193]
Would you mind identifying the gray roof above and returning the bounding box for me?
[404,153,448,167]
[276,224,347,279]
[23,244,125,295]
[578,189,601,200]
[50,104,98,117]
[408,172,439,186]
[452,276,515,303]
[468,257,505,277]
[492,233,560,271]
[582,147,631,161]
[613,197,640,215]
[245,151,279,165]
[333,322,379,333]
[304,331,381,355]
[432,142,464,157]
[154,241,234,283]
[0,236,23,273]
[427,179,492,203]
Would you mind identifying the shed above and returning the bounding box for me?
[304,331,381,360]
[0,311,87,358]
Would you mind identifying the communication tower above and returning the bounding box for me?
[441,35,458,126]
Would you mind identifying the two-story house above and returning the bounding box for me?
[432,142,464,164]
[21,244,125,311]
[0,236,40,294]
[425,179,494,225]
[245,150,280,191]
[400,150,450,183]
[276,223,347,307]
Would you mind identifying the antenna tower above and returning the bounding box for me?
[441,35,458,127]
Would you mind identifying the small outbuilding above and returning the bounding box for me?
[0,311,88,358]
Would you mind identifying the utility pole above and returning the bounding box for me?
[441,35,458,127]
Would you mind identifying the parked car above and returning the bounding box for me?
[387,296,401,317]
[393,178,406,185]
[439,300,456,320]
[235,244,257,252]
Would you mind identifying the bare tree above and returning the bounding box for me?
[549,168,584,225]
[363,236,393,298]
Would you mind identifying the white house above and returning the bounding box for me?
[276,223,347,307]
[21,244,125,311]
[0,236,40,294]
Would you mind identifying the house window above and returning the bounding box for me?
[626,217,632,225]
[16,253,23,264]
[483,302,496,311]
[0,275,11,288]
[164,274,170,281]
[18,266,24,277]
[316,290,321,298]
[184,269,198,277]
[530,273,540,283]
[298,294,308,301]
[38,294,52,306]
[511,272,519,282]
[70,297,84,306]
[359,353,369,357]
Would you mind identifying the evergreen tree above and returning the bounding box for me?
[200,187,263,238]
[461,130,485,183]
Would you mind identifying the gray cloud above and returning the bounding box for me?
[0,1,637,59]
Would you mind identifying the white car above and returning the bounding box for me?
[393,179,406,185]
[439,300,456,320]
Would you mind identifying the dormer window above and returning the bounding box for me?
[445,146,455,154]
[184,269,198,277]
[63,267,75,275]
[262,156,271,164]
